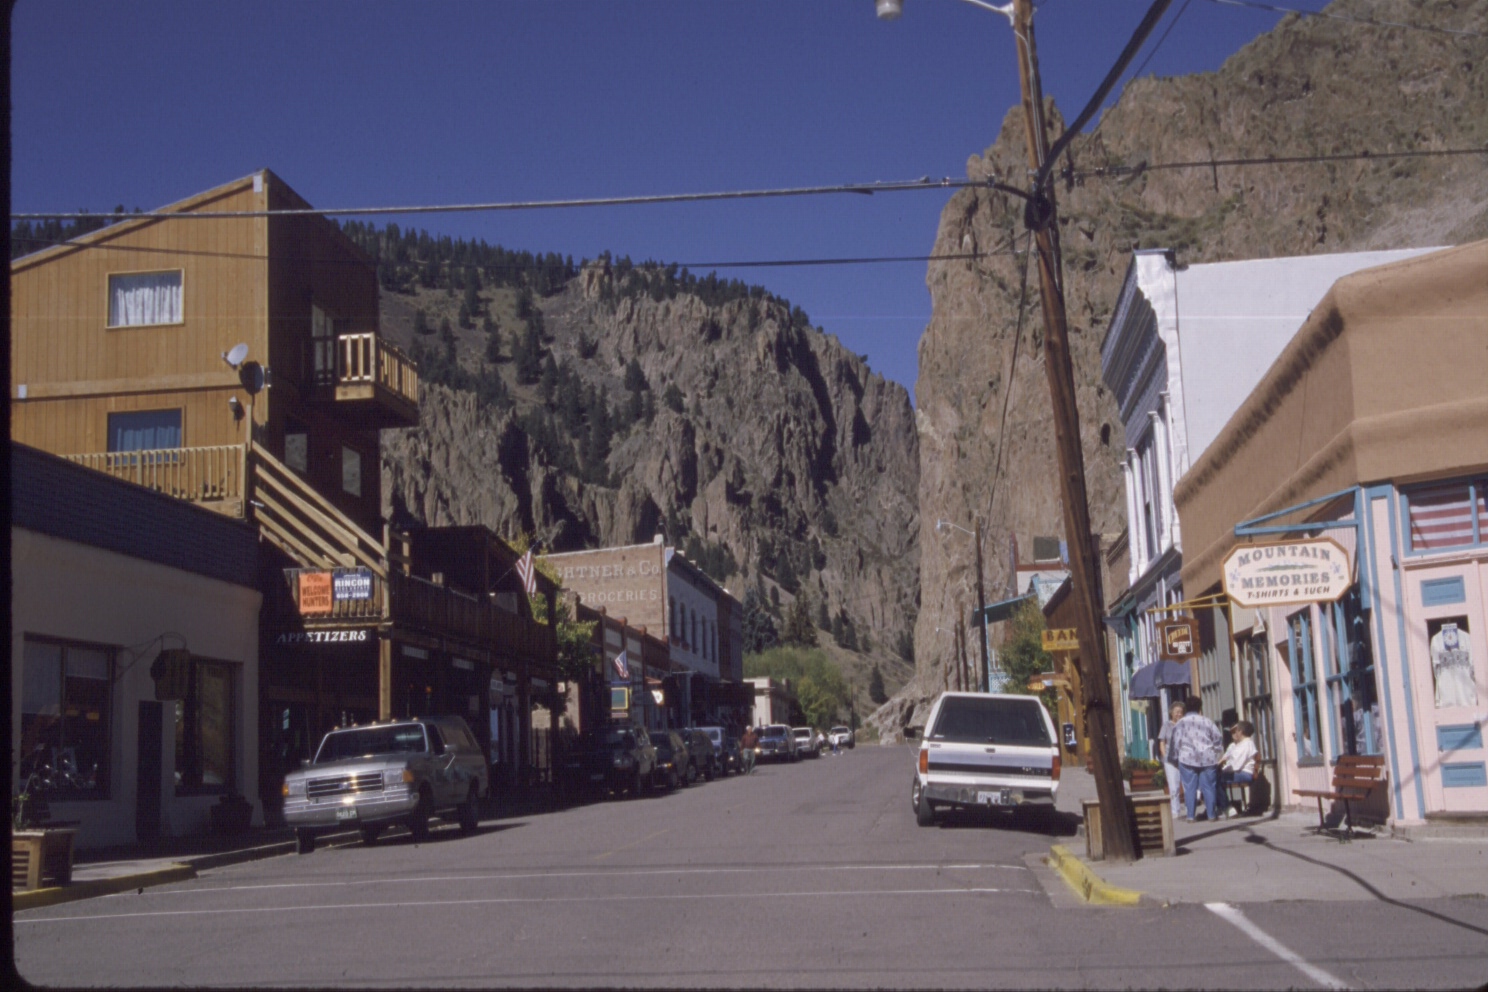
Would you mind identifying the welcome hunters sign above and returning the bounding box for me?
[1222,538,1350,608]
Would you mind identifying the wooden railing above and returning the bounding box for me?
[389,571,556,662]
[64,446,243,506]
[281,566,387,622]
[334,332,419,406]
[251,445,387,577]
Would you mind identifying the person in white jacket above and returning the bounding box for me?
[1217,721,1259,818]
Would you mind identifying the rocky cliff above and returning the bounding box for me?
[879,0,1488,733]
[373,255,920,710]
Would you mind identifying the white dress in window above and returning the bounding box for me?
[1430,624,1478,709]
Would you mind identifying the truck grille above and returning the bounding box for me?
[306,772,385,798]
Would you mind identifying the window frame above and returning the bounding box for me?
[106,268,185,329]
[1238,632,1277,763]
[1320,590,1380,758]
[1402,478,1486,555]
[19,635,115,801]
[1286,610,1325,766]
[174,657,238,797]
[107,408,184,454]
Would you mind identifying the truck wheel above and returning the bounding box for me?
[359,825,383,845]
[914,781,936,827]
[458,785,480,834]
[295,829,317,855]
[408,789,432,841]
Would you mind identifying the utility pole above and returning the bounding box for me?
[955,600,967,692]
[1009,0,1137,861]
[973,518,990,692]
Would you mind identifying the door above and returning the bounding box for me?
[1406,564,1488,814]
[136,701,163,842]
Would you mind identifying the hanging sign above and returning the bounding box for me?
[333,567,374,602]
[1157,619,1198,660]
[1041,628,1078,652]
[1222,538,1350,608]
[298,572,333,614]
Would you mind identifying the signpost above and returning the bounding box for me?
[1157,619,1197,660]
[1222,538,1350,608]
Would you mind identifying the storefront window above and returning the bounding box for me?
[1405,479,1484,551]
[176,659,236,795]
[1428,616,1478,710]
[1323,590,1381,756]
[1239,634,1276,762]
[19,638,111,798]
[1286,611,1324,764]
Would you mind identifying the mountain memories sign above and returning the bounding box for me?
[1222,538,1350,608]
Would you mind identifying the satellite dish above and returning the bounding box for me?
[223,343,249,369]
[239,361,266,396]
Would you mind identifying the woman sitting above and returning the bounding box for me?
[1217,720,1259,818]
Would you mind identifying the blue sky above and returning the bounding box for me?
[12,0,1329,400]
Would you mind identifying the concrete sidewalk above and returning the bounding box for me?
[1054,768,1488,906]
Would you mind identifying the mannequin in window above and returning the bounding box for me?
[1430,621,1477,709]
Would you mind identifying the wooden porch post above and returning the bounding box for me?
[378,630,393,722]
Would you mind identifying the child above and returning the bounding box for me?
[1217,720,1259,818]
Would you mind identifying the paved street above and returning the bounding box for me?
[15,745,1488,989]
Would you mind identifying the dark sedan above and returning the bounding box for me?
[648,730,693,790]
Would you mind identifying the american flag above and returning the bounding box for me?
[613,649,630,680]
[516,548,537,595]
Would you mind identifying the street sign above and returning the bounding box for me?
[1222,537,1350,608]
[1041,628,1078,652]
[1157,619,1197,660]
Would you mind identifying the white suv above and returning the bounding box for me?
[910,693,1060,829]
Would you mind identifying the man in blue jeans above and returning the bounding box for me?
[1169,695,1224,821]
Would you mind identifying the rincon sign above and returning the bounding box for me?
[1222,538,1350,607]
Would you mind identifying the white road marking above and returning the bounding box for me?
[124,861,1029,896]
[1205,902,1350,991]
[18,886,1041,924]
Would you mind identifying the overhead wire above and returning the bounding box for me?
[1075,145,1488,179]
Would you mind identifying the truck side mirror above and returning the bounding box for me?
[902,726,920,740]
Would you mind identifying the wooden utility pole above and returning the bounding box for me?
[956,599,968,691]
[1010,0,1136,861]
[973,518,990,691]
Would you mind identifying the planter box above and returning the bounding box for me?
[12,829,77,891]
[1082,792,1174,861]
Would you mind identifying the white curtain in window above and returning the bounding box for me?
[109,272,182,326]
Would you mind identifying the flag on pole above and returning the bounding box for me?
[613,649,630,680]
[516,548,536,596]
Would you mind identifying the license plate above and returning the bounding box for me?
[977,790,1011,806]
[335,807,358,821]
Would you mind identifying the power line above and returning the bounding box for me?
[1197,0,1488,39]
[1125,0,1193,83]
[1076,144,1488,180]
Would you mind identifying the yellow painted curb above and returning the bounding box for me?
[1047,844,1144,907]
[13,863,197,911]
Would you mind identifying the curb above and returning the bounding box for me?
[13,863,197,911]
[1046,844,1148,907]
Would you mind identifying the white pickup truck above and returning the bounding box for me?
[910,693,1060,829]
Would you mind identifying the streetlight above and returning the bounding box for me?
[879,0,1173,863]
[935,519,990,693]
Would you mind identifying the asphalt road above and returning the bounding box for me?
[14,745,1488,988]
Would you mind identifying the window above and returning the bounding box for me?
[20,638,112,798]
[669,598,677,639]
[341,445,362,497]
[1238,634,1277,763]
[1286,611,1324,763]
[1405,479,1485,551]
[108,409,181,452]
[1322,590,1380,756]
[108,271,182,327]
[284,432,309,475]
[175,659,236,795]
[1139,440,1158,562]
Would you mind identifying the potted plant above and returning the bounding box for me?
[12,774,76,890]
[1123,757,1165,793]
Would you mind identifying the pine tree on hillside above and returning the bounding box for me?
[413,308,433,336]
[783,592,817,648]
[818,597,830,630]
[742,587,778,654]
[869,664,887,705]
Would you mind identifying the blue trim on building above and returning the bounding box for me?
[1385,487,1429,818]
[1441,763,1488,789]
[1363,486,1408,821]
[11,443,258,589]
[1420,577,1467,607]
[1437,724,1485,752]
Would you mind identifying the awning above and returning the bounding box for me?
[971,592,1036,627]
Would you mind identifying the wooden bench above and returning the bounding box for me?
[1294,754,1386,839]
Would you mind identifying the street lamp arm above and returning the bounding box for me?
[1032,0,1173,192]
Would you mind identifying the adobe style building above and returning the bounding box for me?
[11,171,561,827]
[1175,240,1488,828]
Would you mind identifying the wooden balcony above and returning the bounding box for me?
[312,333,419,428]
[64,446,245,517]
[389,571,557,667]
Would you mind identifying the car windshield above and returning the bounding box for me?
[315,725,425,763]
[831,727,849,735]
[649,734,672,747]
[793,729,811,738]
[929,698,1052,747]
[601,729,633,747]
[761,727,788,740]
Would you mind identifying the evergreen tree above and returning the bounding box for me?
[461,280,481,320]
[896,630,915,665]
[413,308,433,336]
[538,355,559,406]
[742,587,778,654]
[775,554,798,595]
[623,357,648,393]
[868,664,888,705]
[783,592,817,648]
[662,383,684,413]
[485,322,503,363]
[817,597,830,630]
[439,316,455,346]
[831,612,845,646]
[840,613,858,652]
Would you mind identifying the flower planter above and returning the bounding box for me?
[12,829,77,891]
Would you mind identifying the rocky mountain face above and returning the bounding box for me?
[376,257,920,709]
[875,0,1488,734]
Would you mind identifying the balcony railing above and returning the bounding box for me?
[64,446,244,508]
[389,571,557,665]
[317,333,419,408]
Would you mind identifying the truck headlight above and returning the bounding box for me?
[284,779,305,797]
[385,768,414,786]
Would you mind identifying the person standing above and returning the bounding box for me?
[1156,700,1186,821]
[740,726,759,774]
[1170,696,1224,822]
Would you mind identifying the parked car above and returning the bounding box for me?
[793,726,821,759]
[829,726,855,750]
[756,724,797,763]
[563,723,658,799]
[910,692,1060,830]
[697,725,727,774]
[680,728,718,781]
[281,716,488,854]
[649,730,692,790]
